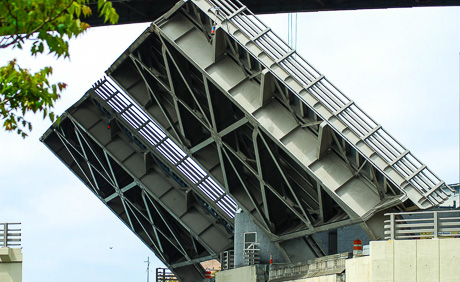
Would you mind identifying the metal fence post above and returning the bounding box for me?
[5,223,7,247]
[433,211,438,239]
[2,223,7,247]
[390,213,395,240]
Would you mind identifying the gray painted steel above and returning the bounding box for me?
[234,211,286,267]
[0,223,21,248]
[106,0,452,242]
[384,210,460,240]
[41,90,234,281]
[41,0,454,280]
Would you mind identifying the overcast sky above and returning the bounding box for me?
[0,5,459,282]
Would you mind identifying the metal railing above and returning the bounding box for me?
[220,250,234,270]
[93,78,237,218]
[243,242,260,265]
[156,268,178,282]
[0,223,21,248]
[197,0,451,206]
[384,210,460,240]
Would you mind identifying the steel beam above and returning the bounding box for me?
[41,92,234,281]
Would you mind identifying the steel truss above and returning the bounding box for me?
[41,93,235,281]
[107,13,354,240]
[105,0,451,241]
[42,0,454,279]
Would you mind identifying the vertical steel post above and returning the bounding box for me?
[390,213,395,240]
[1,223,5,247]
[433,211,438,239]
[4,223,8,247]
[145,257,150,282]
[220,252,223,269]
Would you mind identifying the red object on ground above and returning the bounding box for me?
[353,239,363,255]
[205,268,212,279]
[270,253,273,264]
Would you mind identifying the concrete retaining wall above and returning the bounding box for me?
[215,265,267,282]
[0,248,22,282]
[345,238,460,282]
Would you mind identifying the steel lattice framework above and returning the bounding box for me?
[105,0,452,238]
[42,0,453,280]
[41,91,235,280]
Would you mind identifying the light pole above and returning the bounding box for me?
[145,257,150,282]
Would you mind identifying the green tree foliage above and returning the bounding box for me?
[0,0,119,137]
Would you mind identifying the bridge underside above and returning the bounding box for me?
[105,0,450,242]
[42,0,453,281]
[41,91,235,281]
[85,0,460,27]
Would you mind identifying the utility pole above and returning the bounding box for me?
[145,257,150,282]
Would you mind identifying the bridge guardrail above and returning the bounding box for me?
[0,223,21,248]
[199,0,452,207]
[384,210,460,240]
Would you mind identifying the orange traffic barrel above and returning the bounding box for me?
[205,268,212,279]
[353,239,363,256]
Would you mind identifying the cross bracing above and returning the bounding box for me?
[41,91,235,281]
[93,79,238,219]
[42,0,454,280]
[92,76,326,261]
[105,0,452,242]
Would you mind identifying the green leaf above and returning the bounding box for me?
[57,24,66,35]
[98,0,105,10]
[0,0,119,138]
[74,2,81,18]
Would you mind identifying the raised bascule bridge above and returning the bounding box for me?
[41,0,455,280]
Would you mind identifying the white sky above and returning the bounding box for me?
[0,5,459,282]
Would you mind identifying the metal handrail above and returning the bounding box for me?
[93,79,237,218]
[0,223,21,248]
[156,268,178,282]
[243,242,260,265]
[384,210,460,240]
[198,0,451,206]
[220,250,234,270]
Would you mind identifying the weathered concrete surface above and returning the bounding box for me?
[345,238,460,282]
[345,256,371,282]
[288,274,342,282]
[215,265,267,282]
[0,248,22,282]
[234,212,285,267]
